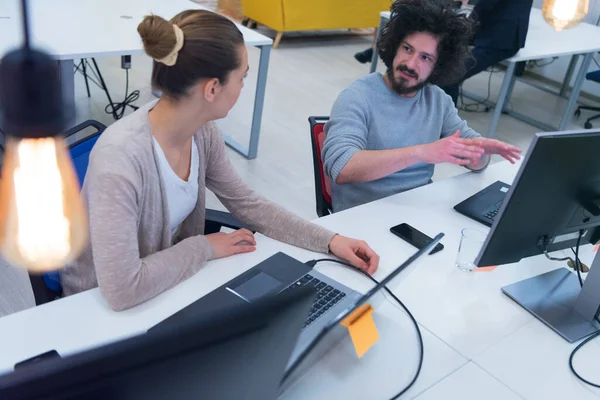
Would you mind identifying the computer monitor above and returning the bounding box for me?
[0,288,315,400]
[476,129,600,343]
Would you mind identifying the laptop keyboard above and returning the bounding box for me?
[279,274,347,328]
[483,200,503,221]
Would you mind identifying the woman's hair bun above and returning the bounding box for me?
[137,14,177,60]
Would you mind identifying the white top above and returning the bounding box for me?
[1,161,599,399]
[379,8,600,62]
[0,0,272,61]
[152,136,199,239]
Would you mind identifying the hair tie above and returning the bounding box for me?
[155,24,185,66]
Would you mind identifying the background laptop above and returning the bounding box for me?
[454,180,511,226]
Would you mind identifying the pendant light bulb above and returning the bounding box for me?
[542,0,589,31]
[0,46,87,272]
[0,136,87,272]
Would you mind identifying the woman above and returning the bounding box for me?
[60,10,379,311]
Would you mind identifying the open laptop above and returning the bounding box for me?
[0,288,314,400]
[454,180,511,227]
[150,233,444,388]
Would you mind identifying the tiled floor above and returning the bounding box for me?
[1,15,598,317]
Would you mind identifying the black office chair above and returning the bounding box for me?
[575,70,600,129]
[26,120,249,306]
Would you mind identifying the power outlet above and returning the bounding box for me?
[121,55,132,69]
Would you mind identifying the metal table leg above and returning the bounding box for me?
[369,15,388,74]
[224,44,271,160]
[559,52,593,131]
[503,71,518,113]
[487,62,516,138]
[59,59,75,119]
[559,55,579,98]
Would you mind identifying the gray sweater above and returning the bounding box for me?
[323,73,480,212]
[61,100,336,311]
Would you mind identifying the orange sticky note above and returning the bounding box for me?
[474,265,498,272]
[340,304,379,358]
[594,244,599,252]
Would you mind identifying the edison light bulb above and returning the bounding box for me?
[0,136,88,272]
[542,0,589,31]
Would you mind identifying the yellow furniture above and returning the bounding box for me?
[241,0,392,48]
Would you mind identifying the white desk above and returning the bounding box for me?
[1,161,600,399]
[371,9,600,138]
[0,0,272,159]
[0,2,22,57]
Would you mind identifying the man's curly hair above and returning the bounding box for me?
[377,0,476,86]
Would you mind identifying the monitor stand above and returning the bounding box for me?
[502,249,600,343]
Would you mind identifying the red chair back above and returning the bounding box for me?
[309,116,333,217]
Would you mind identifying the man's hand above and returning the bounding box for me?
[206,229,257,259]
[418,131,484,166]
[470,137,522,164]
[328,235,379,275]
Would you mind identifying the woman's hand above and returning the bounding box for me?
[206,229,256,259]
[328,234,380,274]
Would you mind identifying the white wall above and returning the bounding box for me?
[529,0,600,98]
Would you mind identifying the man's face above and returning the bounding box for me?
[387,31,439,96]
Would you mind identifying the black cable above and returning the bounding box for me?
[458,67,495,113]
[541,235,571,262]
[532,58,557,68]
[544,252,571,262]
[567,229,600,388]
[20,0,30,49]
[104,69,140,120]
[575,230,584,287]
[79,59,139,121]
[309,258,423,399]
[571,247,586,283]
[569,329,600,388]
[543,251,571,262]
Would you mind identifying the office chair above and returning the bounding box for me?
[27,120,249,306]
[575,70,600,129]
[308,116,333,217]
[27,119,106,306]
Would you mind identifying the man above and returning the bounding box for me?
[442,0,534,104]
[323,0,521,212]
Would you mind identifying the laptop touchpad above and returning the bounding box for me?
[229,272,283,303]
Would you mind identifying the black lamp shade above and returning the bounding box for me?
[0,48,72,138]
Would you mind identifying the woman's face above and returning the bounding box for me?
[212,45,248,119]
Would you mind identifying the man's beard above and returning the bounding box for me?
[387,65,427,96]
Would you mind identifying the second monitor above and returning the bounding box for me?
[475,129,600,343]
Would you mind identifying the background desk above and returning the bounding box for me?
[0,0,272,159]
[371,8,600,138]
[1,161,599,398]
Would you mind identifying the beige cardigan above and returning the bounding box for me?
[61,101,336,311]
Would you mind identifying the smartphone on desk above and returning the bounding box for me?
[390,223,444,255]
[14,349,60,369]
